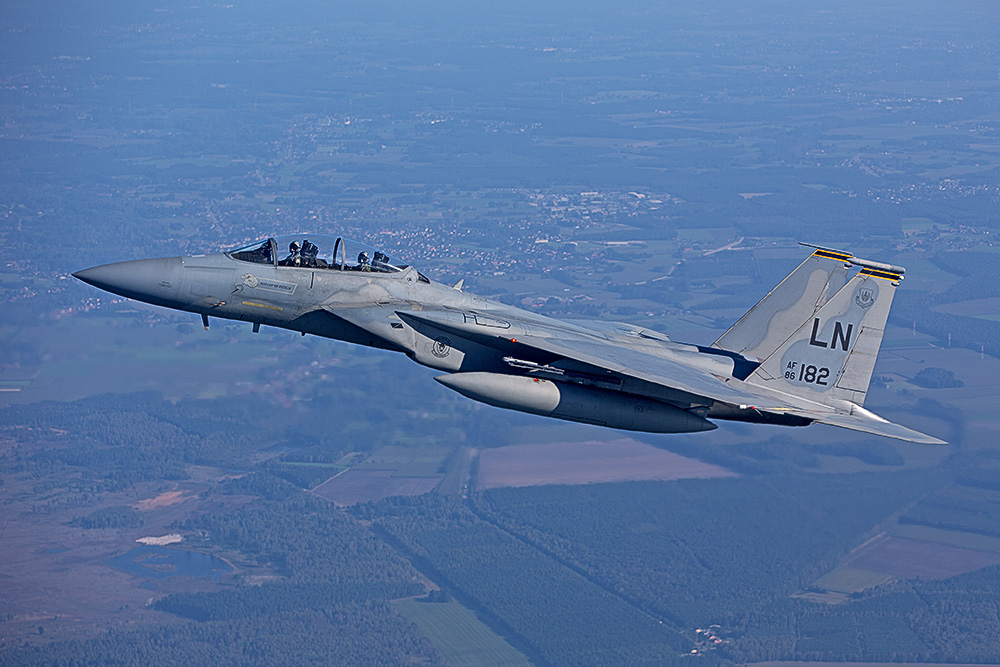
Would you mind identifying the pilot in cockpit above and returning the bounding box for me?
[372,251,391,272]
[357,252,371,272]
[282,240,302,267]
[301,239,323,268]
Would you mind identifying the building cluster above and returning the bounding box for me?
[690,625,728,655]
[526,189,683,228]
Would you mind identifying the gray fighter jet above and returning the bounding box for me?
[74,235,945,444]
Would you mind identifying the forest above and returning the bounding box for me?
[2,367,999,664]
[365,479,1000,664]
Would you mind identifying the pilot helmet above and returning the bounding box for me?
[290,241,301,251]
[358,252,370,263]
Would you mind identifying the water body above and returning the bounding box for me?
[105,545,231,584]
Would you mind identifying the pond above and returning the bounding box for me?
[105,545,231,583]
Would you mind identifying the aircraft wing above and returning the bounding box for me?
[399,308,947,445]
[775,408,947,445]
[397,308,770,408]
[510,331,781,409]
[515,332,947,444]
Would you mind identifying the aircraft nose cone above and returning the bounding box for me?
[73,257,183,307]
[72,263,128,291]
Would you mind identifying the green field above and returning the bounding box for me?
[901,217,940,232]
[357,444,454,477]
[813,567,892,594]
[394,598,531,667]
[0,380,31,392]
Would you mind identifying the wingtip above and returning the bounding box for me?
[797,408,950,445]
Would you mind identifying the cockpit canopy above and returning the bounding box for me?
[228,234,411,274]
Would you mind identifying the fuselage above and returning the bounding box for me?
[73,235,774,432]
[73,235,947,444]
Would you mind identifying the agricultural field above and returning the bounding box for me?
[313,469,441,506]
[394,598,531,667]
[843,536,1000,581]
[810,568,893,596]
[476,438,737,489]
[811,533,1000,596]
[931,296,1000,320]
[890,524,1000,554]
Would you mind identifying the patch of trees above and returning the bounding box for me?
[727,571,1000,663]
[182,488,418,585]
[911,367,964,389]
[931,251,1000,301]
[14,606,443,666]
[72,506,143,530]
[264,461,339,490]
[907,565,1000,661]
[218,471,299,501]
[1,381,487,501]
[155,582,421,622]
[423,588,452,603]
[1,392,303,493]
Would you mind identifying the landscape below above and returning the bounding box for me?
[2,0,1000,664]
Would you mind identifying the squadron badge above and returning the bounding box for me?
[854,286,876,309]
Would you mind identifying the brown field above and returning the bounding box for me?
[476,438,737,490]
[311,470,441,506]
[842,534,1000,580]
[133,490,190,510]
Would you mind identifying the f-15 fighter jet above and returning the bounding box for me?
[74,236,945,444]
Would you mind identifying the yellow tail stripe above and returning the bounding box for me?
[859,268,901,281]
[812,249,853,261]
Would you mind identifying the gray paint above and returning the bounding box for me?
[73,237,944,445]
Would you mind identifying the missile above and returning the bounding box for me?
[434,372,716,434]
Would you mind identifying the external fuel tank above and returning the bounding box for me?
[434,372,715,434]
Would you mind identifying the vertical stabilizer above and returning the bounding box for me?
[745,259,904,408]
[712,244,851,362]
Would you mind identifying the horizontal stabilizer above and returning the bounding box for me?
[792,409,947,445]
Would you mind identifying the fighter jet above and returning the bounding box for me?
[73,235,945,444]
